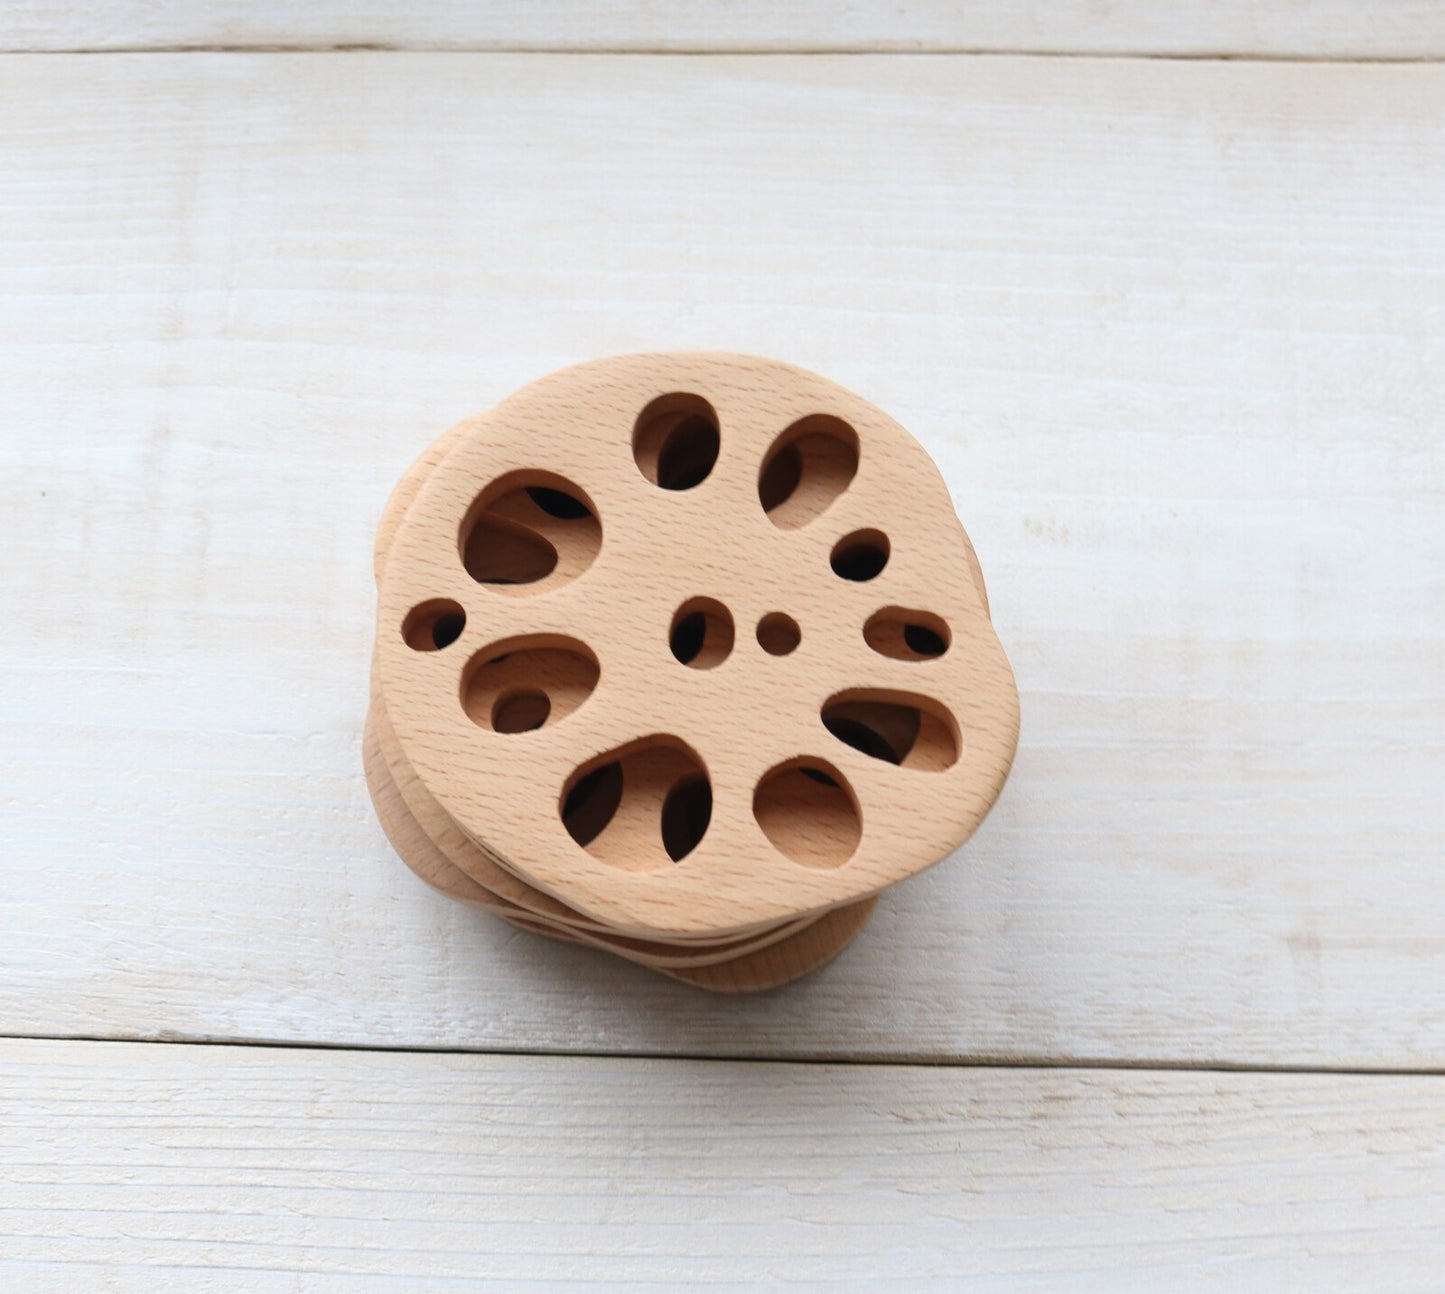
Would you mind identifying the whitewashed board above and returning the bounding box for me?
[2,1038,1442,1291]
[4,1,1445,57]
[1,53,1443,1066]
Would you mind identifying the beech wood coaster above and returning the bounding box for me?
[366,352,1018,990]
[368,422,872,988]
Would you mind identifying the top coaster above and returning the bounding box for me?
[374,353,1019,938]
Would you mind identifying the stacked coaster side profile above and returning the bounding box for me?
[366,352,1019,991]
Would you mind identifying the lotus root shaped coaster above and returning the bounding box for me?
[367,352,1019,990]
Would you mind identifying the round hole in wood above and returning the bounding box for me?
[560,736,711,871]
[822,688,959,771]
[459,471,601,592]
[402,599,467,651]
[491,687,552,734]
[669,597,734,669]
[461,635,599,733]
[756,611,800,656]
[633,393,720,491]
[753,758,861,869]
[830,529,890,582]
[758,414,859,529]
[863,607,951,660]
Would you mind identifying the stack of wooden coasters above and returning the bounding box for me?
[365,353,1019,991]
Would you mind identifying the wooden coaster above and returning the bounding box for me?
[364,352,1017,988]
[373,353,1019,940]
[367,696,837,967]
[366,403,877,988]
[372,452,862,974]
[364,705,876,989]
[371,395,863,954]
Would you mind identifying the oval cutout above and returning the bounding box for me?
[461,635,599,733]
[758,415,859,529]
[459,472,601,592]
[821,689,959,771]
[669,597,734,669]
[830,529,890,582]
[560,736,711,870]
[633,393,720,491]
[756,611,800,657]
[402,598,466,652]
[753,758,861,869]
[863,608,951,661]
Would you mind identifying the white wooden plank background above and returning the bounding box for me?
[3,52,1443,1067]
[3,1037,1443,1291]
[5,1,1445,57]
[5,10,1445,1287]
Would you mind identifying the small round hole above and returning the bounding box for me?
[670,612,706,665]
[491,688,552,734]
[669,597,734,669]
[756,612,800,656]
[402,599,466,652]
[633,393,720,491]
[831,529,890,582]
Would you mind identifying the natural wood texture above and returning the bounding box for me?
[368,412,882,987]
[365,701,881,986]
[373,354,1018,944]
[5,1,1445,57]
[3,1038,1443,1289]
[370,692,819,951]
[2,52,1443,1063]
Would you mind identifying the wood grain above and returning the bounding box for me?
[374,353,1018,939]
[365,700,882,985]
[1,1038,1442,1290]
[4,1,1445,57]
[367,418,884,986]
[1,53,1442,1064]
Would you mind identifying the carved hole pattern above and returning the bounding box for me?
[670,597,734,669]
[411,396,961,872]
[460,636,599,735]
[458,473,601,593]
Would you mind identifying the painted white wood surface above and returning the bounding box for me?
[5,1,1445,56]
[2,1038,1441,1291]
[2,53,1443,1066]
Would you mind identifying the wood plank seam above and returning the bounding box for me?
[4,1032,1444,1078]
[5,46,1445,61]
[3,1036,1443,1289]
